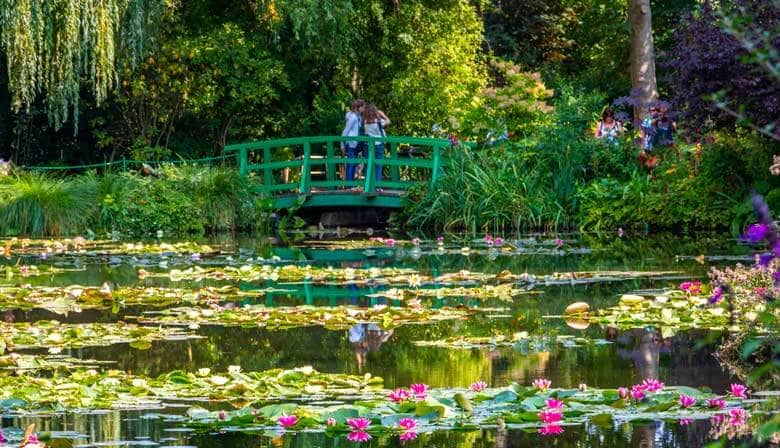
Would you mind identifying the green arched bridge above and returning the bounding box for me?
[225,135,463,210]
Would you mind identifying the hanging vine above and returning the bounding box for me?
[0,0,169,130]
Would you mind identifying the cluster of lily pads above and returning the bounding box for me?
[0,320,200,352]
[0,366,382,411]
[177,375,762,443]
[133,304,476,331]
[412,333,611,350]
[0,238,221,257]
[561,288,778,333]
[0,284,265,314]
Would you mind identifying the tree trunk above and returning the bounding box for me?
[628,0,658,117]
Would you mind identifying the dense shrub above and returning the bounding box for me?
[0,172,98,236]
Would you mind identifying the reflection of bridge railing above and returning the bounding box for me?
[225,135,463,209]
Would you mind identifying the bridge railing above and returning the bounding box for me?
[224,135,457,197]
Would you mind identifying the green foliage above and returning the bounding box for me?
[0,172,98,236]
[120,177,205,236]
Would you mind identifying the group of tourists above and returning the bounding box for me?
[594,105,676,150]
[340,99,391,188]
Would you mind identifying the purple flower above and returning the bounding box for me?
[679,418,692,426]
[743,223,769,243]
[709,286,724,304]
[347,431,372,442]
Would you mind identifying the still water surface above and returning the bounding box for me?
[0,232,757,447]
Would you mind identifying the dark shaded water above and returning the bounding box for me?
[0,232,759,447]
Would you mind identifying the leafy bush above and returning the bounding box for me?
[119,178,205,236]
[0,172,99,236]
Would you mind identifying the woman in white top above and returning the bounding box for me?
[341,99,365,181]
[361,103,390,188]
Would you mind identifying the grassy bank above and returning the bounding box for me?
[0,165,263,237]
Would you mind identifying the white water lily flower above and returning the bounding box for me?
[210,375,230,386]
[344,268,356,280]
[369,268,380,278]
[131,378,148,388]
[228,365,242,375]
[197,368,211,376]
[296,366,314,375]
[85,369,98,377]
[372,304,387,311]
[408,274,422,288]
[745,311,758,321]
[101,378,121,386]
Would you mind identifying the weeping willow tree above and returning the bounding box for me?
[0,0,169,130]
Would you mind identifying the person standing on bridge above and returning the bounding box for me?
[361,104,390,190]
[341,99,365,183]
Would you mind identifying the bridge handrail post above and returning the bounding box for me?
[263,146,273,190]
[364,139,376,194]
[238,147,248,177]
[300,142,312,194]
[326,140,335,189]
[390,142,399,182]
[430,143,442,192]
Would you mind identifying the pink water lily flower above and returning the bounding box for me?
[326,417,337,426]
[470,381,487,392]
[388,387,411,403]
[0,428,5,443]
[554,238,564,247]
[385,238,396,247]
[347,431,372,442]
[399,431,418,441]
[679,418,692,426]
[631,385,646,401]
[436,236,444,244]
[679,394,696,408]
[347,417,371,432]
[539,424,564,435]
[706,398,726,410]
[641,379,665,392]
[532,378,551,391]
[398,418,417,431]
[278,414,299,428]
[730,383,748,398]
[729,408,747,425]
[545,399,564,409]
[218,409,228,420]
[618,387,629,399]
[494,237,504,246]
[539,408,563,424]
[410,383,429,399]
[411,237,421,246]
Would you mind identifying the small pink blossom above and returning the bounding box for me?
[411,237,421,246]
[631,386,646,401]
[730,383,748,398]
[385,238,396,247]
[532,378,551,391]
[679,418,692,426]
[617,227,624,238]
[19,266,28,274]
[436,236,444,243]
[347,431,372,442]
[545,399,564,409]
[399,431,418,441]
[679,281,702,295]
[0,428,5,443]
[706,398,726,410]
[554,238,564,247]
[539,408,563,424]
[410,383,428,399]
[470,381,487,392]
[679,394,696,408]
[398,418,417,431]
[278,414,298,428]
[641,379,665,392]
[618,387,629,399]
[494,237,504,246]
[389,387,411,403]
[218,410,227,420]
[728,408,747,425]
[347,417,371,431]
[539,424,564,435]
[327,417,337,426]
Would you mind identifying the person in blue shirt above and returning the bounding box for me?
[341,99,365,182]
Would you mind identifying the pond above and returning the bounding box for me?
[0,232,772,447]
